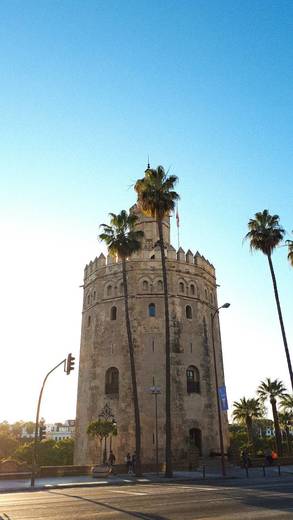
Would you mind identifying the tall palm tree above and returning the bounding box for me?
[135,165,179,477]
[232,397,263,450]
[286,234,293,267]
[99,210,144,475]
[257,378,287,456]
[245,210,293,390]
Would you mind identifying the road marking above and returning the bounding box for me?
[110,489,148,496]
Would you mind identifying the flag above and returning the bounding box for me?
[176,205,180,228]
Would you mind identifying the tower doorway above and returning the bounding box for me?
[189,428,202,455]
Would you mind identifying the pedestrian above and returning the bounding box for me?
[108,450,116,474]
[125,452,132,474]
[131,451,137,474]
[264,447,272,466]
[241,448,250,468]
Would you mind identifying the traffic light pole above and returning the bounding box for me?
[30,358,66,487]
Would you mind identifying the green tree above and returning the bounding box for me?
[245,210,293,390]
[15,439,59,466]
[87,419,117,464]
[0,433,19,459]
[54,438,74,465]
[99,210,143,475]
[257,378,286,456]
[232,397,263,451]
[135,165,179,477]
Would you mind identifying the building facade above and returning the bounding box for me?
[74,205,229,465]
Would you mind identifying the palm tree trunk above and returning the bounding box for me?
[122,257,142,476]
[271,399,283,456]
[246,417,254,453]
[157,219,172,477]
[267,254,293,390]
[285,426,291,454]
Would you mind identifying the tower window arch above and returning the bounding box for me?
[186,366,200,393]
[157,280,163,291]
[119,282,124,294]
[190,284,195,296]
[204,288,208,300]
[110,306,117,321]
[210,292,213,304]
[143,280,149,291]
[87,315,91,327]
[105,367,119,395]
[179,282,184,293]
[148,303,156,317]
[186,305,192,319]
[107,285,113,297]
[87,294,91,304]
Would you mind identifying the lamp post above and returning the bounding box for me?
[211,303,230,477]
[149,386,161,475]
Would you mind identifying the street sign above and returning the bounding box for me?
[147,386,161,394]
[218,385,229,411]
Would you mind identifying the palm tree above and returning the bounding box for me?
[232,397,263,451]
[286,234,293,267]
[278,412,292,454]
[135,165,179,477]
[99,210,144,475]
[257,378,287,456]
[245,210,293,390]
[280,394,293,413]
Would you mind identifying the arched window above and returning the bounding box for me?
[179,282,184,293]
[107,285,112,297]
[190,284,195,296]
[110,306,117,321]
[186,366,200,393]
[210,292,213,304]
[87,294,90,304]
[143,280,149,291]
[93,291,96,300]
[148,303,156,317]
[105,367,119,395]
[204,288,208,300]
[87,315,91,327]
[157,280,163,291]
[186,305,192,319]
[119,282,124,294]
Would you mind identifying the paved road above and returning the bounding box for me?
[0,479,293,519]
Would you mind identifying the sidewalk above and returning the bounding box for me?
[1,465,293,494]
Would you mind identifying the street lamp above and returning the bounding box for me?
[149,385,161,475]
[211,303,230,477]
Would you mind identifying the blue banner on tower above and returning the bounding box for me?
[218,386,229,411]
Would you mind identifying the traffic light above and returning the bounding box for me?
[66,353,75,375]
[39,424,46,441]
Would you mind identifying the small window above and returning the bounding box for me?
[143,280,149,291]
[110,306,117,321]
[179,282,184,293]
[105,367,119,395]
[149,303,156,317]
[210,292,213,303]
[190,284,195,296]
[157,280,163,291]
[87,315,91,327]
[107,285,112,297]
[205,288,208,300]
[87,294,90,304]
[120,282,124,294]
[186,305,192,319]
[93,291,96,300]
[186,366,200,393]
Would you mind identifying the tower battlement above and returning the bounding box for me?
[83,246,215,281]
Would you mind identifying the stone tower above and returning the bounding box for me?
[74,205,229,465]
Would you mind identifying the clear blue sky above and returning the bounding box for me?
[1,0,292,423]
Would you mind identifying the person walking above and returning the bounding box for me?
[108,450,116,474]
[125,452,132,474]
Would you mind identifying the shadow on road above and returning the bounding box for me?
[49,490,168,520]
